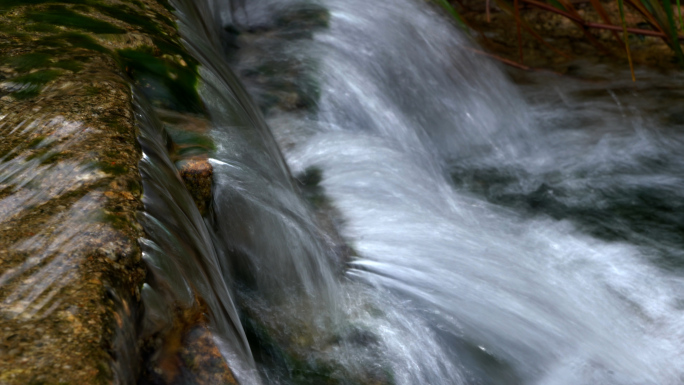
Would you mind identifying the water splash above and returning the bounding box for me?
[224,0,684,383]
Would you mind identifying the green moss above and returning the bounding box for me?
[72,54,92,61]
[64,33,110,52]
[28,136,46,148]
[12,69,62,84]
[94,4,160,35]
[35,36,68,48]
[128,180,141,195]
[156,0,174,12]
[242,315,388,385]
[117,48,203,113]
[39,151,70,165]
[53,60,84,72]
[23,23,61,33]
[26,7,126,34]
[38,33,110,53]
[10,69,62,99]
[71,4,92,13]
[0,0,92,10]
[84,86,102,95]
[103,212,129,229]
[95,358,113,384]
[8,32,32,43]
[3,53,52,72]
[98,161,128,175]
[154,12,176,28]
[25,149,46,162]
[165,127,215,153]
[99,116,129,134]
[124,0,146,9]
[0,0,50,11]
[151,37,197,67]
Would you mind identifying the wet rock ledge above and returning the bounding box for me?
[0,1,215,384]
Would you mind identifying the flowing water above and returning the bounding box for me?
[162,0,684,384]
[111,0,684,383]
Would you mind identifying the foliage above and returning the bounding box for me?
[440,0,684,76]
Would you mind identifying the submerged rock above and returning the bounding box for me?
[142,322,238,385]
[178,158,213,216]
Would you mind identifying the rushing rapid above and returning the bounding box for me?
[216,0,684,384]
[151,0,684,383]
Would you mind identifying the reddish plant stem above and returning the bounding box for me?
[588,0,624,46]
[515,0,523,63]
[519,0,684,39]
[466,47,563,74]
[585,22,671,38]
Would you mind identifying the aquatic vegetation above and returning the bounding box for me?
[2,53,52,72]
[96,3,162,35]
[450,0,684,74]
[117,48,203,113]
[8,69,62,99]
[0,1,205,383]
[25,6,126,34]
[97,160,129,175]
[53,59,85,72]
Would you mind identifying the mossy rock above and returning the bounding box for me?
[0,0,212,384]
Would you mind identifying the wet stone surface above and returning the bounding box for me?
[0,57,145,384]
[157,108,215,216]
[0,0,211,383]
[227,2,330,116]
[177,158,213,216]
[142,321,238,385]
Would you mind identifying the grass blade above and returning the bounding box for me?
[495,0,573,58]
[432,0,467,29]
[487,0,491,22]
[588,0,624,46]
[618,0,636,81]
[548,0,567,11]
[515,0,523,63]
[661,0,684,66]
[545,0,614,55]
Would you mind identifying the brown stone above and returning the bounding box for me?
[0,0,204,383]
[143,322,238,385]
[178,158,213,215]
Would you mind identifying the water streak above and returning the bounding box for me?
[223,0,684,383]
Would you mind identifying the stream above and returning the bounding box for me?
[147,0,684,383]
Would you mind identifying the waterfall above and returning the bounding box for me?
[141,0,684,383]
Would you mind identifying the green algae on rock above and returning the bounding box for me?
[25,6,127,34]
[0,0,214,383]
[0,56,146,385]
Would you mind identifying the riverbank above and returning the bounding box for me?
[453,0,681,75]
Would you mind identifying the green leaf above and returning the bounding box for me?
[661,0,684,66]
[432,0,467,29]
[548,0,567,11]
